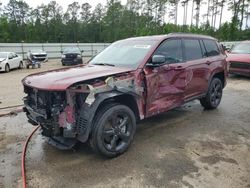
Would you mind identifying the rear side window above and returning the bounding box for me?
[203,39,220,56]
[154,39,183,64]
[183,39,203,61]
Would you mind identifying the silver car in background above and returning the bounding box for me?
[27,49,48,63]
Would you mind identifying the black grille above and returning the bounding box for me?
[65,54,77,59]
[230,61,250,69]
[34,54,46,58]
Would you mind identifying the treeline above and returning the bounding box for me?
[0,0,249,43]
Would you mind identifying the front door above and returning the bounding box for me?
[143,38,189,117]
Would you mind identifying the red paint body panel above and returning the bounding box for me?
[227,53,250,76]
[22,65,133,90]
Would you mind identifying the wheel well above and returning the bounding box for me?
[96,94,140,122]
[213,71,225,88]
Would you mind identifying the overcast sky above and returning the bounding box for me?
[0,0,234,27]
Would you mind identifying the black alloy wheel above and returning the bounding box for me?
[90,103,136,157]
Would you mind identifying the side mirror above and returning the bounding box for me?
[81,50,84,53]
[152,55,165,64]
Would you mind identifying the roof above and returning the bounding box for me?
[123,33,216,42]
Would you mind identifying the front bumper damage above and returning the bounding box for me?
[23,75,143,150]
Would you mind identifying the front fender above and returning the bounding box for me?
[76,90,125,143]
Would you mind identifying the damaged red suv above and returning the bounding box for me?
[22,34,227,157]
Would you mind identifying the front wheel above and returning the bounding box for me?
[5,64,10,73]
[200,78,223,109]
[90,103,136,158]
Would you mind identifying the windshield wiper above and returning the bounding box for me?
[93,63,115,67]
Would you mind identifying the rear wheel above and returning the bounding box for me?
[200,78,223,109]
[5,64,10,73]
[90,103,136,158]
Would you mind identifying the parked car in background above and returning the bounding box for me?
[227,41,250,76]
[0,52,23,73]
[23,34,227,157]
[27,49,48,63]
[61,47,83,66]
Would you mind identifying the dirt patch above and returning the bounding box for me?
[199,154,238,165]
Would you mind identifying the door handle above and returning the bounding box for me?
[174,66,184,70]
[206,61,212,65]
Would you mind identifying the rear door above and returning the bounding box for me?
[182,38,210,100]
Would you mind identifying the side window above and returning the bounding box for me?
[183,39,203,61]
[153,39,183,64]
[203,39,220,57]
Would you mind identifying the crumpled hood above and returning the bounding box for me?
[0,58,6,62]
[227,53,250,63]
[22,65,133,90]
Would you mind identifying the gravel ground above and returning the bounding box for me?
[0,64,249,188]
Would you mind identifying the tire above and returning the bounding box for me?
[26,65,29,69]
[200,78,223,109]
[19,61,23,69]
[90,103,136,158]
[5,64,10,73]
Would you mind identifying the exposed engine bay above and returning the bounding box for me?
[23,74,143,149]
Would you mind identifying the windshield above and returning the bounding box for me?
[0,52,7,58]
[63,47,81,54]
[89,40,158,69]
[30,49,44,53]
[231,43,250,54]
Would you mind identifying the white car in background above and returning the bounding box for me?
[0,52,23,73]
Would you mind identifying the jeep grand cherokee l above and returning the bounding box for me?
[22,34,227,157]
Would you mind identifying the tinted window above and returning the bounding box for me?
[154,39,183,64]
[203,39,220,56]
[183,39,203,61]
